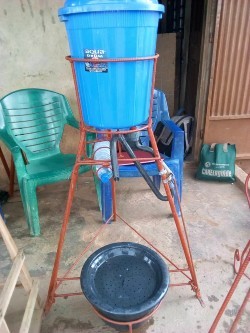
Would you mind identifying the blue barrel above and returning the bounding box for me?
[59,0,164,129]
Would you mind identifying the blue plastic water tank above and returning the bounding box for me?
[59,0,164,129]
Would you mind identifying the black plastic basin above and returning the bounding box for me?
[80,242,169,324]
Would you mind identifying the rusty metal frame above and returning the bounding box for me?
[92,301,162,333]
[44,55,203,328]
[209,174,250,332]
[209,241,250,333]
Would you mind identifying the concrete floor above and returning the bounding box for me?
[0,165,249,333]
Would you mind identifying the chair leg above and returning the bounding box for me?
[171,165,182,216]
[153,175,161,190]
[0,147,10,179]
[0,149,15,197]
[93,173,102,211]
[21,179,40,236]
[101,181,113,223]
[94,174,113,224]
[9,157,15,197]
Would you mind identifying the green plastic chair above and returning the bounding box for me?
[0,88,95,236]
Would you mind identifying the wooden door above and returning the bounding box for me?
[204,0,250,167]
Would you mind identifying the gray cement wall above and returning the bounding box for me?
[0,1,176,184]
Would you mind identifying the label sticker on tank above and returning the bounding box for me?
[84,49,108,73]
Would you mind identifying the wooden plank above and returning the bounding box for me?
[19,280,40,333]
[222,1,241,117]
[0,320,11,333]
[236,154,250,160]
[0,215,32,292]
[179,0,192,107]
[209,0,226,117]
[0,216,19,260]
[209,114,250,120]
[204,0,222,124]
[0,251,25,328]
[228,0,250,117]
[0,282,22,289]
[193,0,218,160]
[0,215,42,308]
[27,308,43,333]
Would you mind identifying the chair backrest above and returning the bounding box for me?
[140,89,170,146]
[0,89,73,162]
[152,89,171,127]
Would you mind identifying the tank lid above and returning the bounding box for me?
[59,0,164,16]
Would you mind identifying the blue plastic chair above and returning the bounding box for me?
[101,89,184,221]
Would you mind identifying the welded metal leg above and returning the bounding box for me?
[209,242,250,333]
[229,288,250,333]
[44,164,80,314]
[148,126,202,303]
[44,132,86,314]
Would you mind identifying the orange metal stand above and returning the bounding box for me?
[209,174,250,333]
[209,241,250,333]
[44,55,203,328]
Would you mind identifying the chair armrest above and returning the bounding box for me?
[64,114,95,158]
[0,125,26,176]
[0,140,27,177]
[0,132,19,153]
[61,94,80,130]
[11,147,27,176]
[67,116,80,130]
[0,112,24,156]
[161,119,184,162]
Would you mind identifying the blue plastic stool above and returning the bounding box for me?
[101,90,184,222]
